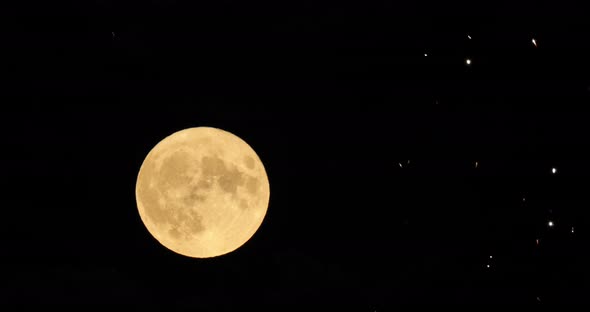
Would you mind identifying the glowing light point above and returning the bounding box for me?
[466,58,472,65]
[548,221,554,227]
[552,167,557,174]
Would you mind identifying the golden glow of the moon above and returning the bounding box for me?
[135,127,270,258]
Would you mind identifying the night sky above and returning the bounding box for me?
[2,0,590,307]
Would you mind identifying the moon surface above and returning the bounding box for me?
[135,127,270,258]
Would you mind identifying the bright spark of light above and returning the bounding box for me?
[466,58,472,65]
[548,221,554,227]
[424,53,428,56]
[468,35,472,39]
[532,38,537,47]
[552,167,557,174]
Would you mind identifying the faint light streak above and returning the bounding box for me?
[536,239,540,246]
[532,38,537,47]
[467,35,472,40]
[474,161,478,168]
[399,163,403,168]
[571,226,575,233]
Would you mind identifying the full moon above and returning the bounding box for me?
[135,127,270,258]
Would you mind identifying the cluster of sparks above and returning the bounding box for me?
[397,160,575,302]
[421,39,570,297]
[486,255,493,269]
[423,34,539,67]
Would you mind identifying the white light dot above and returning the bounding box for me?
[571,227,575,233]
[468,35,472,39]
[466,58,472,65]
[552,167,557,174]
[424,53,428,56]
[399,163,403,168]
[532,38,537,47]
[486,264,490,268]
[522,197,526,202]
[489,255,493,259]
[548,221,554,227]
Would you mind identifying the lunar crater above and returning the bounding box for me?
[245,176,260,195]
[162,201,205,240]
[200,155,248,195]
[159,150,192,187]
[244,156,255,169]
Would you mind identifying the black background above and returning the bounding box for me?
[1,0,590,307]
